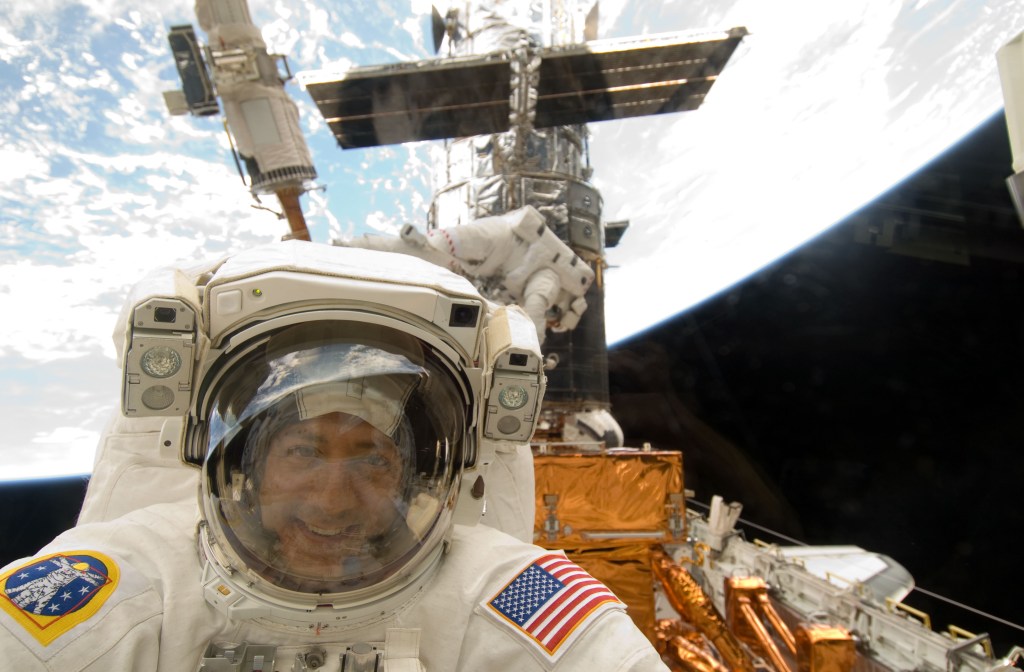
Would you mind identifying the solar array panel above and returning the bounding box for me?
[305,28,747,149]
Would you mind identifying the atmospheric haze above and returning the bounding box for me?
[0,0,1021,480]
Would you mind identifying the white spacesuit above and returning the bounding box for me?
[0,242,666,671]
[340,206,595,346]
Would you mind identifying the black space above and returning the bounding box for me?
[2,112,1022,653]
[609,110,1024,650]
[0,477,88,563]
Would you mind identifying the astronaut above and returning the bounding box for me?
[340,206,594,346]
[338,206,626,449]
[0,241,666,671]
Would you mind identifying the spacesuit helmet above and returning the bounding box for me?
[199,320,469,597]
[113,242,543,619]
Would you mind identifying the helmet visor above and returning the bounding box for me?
[202,322,467,594]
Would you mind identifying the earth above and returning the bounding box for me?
[0,0,1021,479]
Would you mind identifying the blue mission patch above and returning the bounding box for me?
[0,551,120,646]
[4,555,111,617]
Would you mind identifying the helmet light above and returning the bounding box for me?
[498,384,528,410]
[140,346,183,378]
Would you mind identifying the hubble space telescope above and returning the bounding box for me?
[305,2,747,449]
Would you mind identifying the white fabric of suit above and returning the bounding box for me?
[0,500,668,672]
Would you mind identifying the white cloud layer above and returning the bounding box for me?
[0,0,1020,481]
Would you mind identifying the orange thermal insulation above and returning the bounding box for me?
[726,577,793,672]
[533,450,684,548]
[651,547,756,672]
[795,624,856,672]
[656,619,732,672]
[667,635,732,672]
[567,545,658,642]
[738,600,791,672]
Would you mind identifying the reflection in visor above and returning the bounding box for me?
[257,412,416,586]
[202,323,466,595]
[208,342,427,456]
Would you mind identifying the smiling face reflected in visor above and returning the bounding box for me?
[200,322,469,596]
[259,412,407,579]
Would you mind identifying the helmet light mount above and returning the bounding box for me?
[122,297,197,417]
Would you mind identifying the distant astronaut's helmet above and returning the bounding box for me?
[198,321,470,598]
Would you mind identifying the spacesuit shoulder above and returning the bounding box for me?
[0,500,216,671]
[433,525,667,670]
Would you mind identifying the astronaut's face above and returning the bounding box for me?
[258,412,405,579]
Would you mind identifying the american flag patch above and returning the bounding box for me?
[483,554,623,661]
